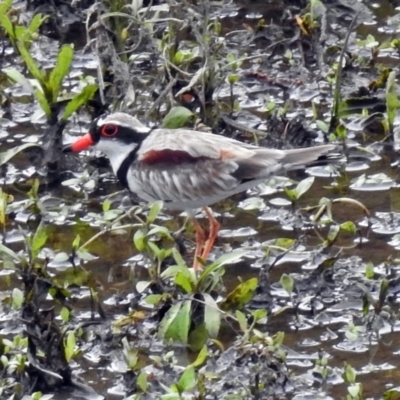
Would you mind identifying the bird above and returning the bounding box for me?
[63,112,337,270]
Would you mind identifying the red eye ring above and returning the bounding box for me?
[101,124,118,137]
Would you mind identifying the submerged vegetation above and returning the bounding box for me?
[1,0,400,399]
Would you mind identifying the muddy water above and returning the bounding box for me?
[3,0,400,398]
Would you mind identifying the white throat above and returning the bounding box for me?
[94,140,137,174]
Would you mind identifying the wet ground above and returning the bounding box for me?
[3,0,400,399]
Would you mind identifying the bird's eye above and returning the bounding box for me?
[101,124,118,137]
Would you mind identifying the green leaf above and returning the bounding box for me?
[340,221,357,234]
[3,67,35,94]
[326,224,340,244]
[162,106,194,129]
[175,271,193,293]
[236,310,248,332]
[177,367,196,392]
[189,345,208,368]
[343,363,357,384]
[72,234,81,250]
[158,302,182,340]
[31,221,48,260]
[62,84,98,121]
[27,13,48,36]
[144,294,163,305]
[16,40,47,88]
[49,44,74,101]
[386,71,400,130]
[134,229,146,252]
[64,331,76,362]
[60,307,70,323]
[0,143,41,167]
[0,243,20,261]
[34,87,52,117]
[280,273,294,294]
[137,371,147,392]
[0,0,12,15]
[12,288,24,309]
[294,176,315,199]
[220,277,258,311]
[0,14,14,42]
[203,293,220,338]
[159,300,192,343]
[147,200,163,223]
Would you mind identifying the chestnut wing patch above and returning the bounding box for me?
[140,149,214,165]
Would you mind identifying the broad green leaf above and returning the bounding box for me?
[177,367,196,392]
[60,307,70,322]
[49,44,74,101]
[144,294,162,305]
[343,363,356,384]
[162,106,194,129]
[62,84,98,121]
[147,200,163,223]
[188,323,208,352]
[64,331,76,362]
[137,371,147,392]
[294,176,315,199]
[175,271,193,293]
[133,229,146,252]
[236,310,247,332]
[0,0,12,15]
[12,288,24,309]
[0,143,41,167]
[31,221,48,260]
[160,300,192,343]
[158,302,182,340]
[340,221,357,234]
[203,293,220,338]
[3,67,35,94]
[220,277,258,311]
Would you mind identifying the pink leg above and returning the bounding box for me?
[201,207,221,262]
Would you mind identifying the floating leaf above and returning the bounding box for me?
[162,106,194,129]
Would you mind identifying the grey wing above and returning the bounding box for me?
[128,159,241,204]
